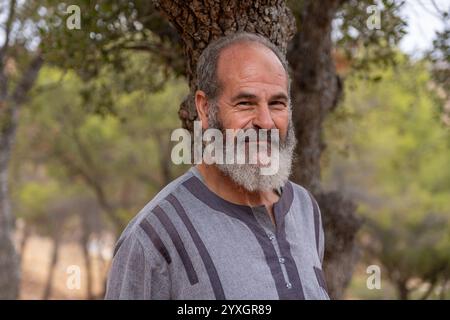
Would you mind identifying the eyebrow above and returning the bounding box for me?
[230,91,289,103]
[230,92,258,103]
[269,93,289,102]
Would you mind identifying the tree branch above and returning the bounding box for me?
[0,0,17,99]
[0,0,16,61]
[420,280,437,300]
[54,146,125,235]
[10,54,43,105]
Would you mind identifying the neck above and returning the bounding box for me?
[196,163,279,208]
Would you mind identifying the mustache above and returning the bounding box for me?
[207,113,294,149]
[208,126,282,146]
[235,129,278,144]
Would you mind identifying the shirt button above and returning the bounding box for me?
[279,257,285,264]
[268,234,275,241]
[286,282,292,289]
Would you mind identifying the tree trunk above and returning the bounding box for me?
[397,281,409,300]
[0,87,21,300]
[81,240,94,300]
[156,131,174,185]
[43,231,60,300]
[0,53,43,299]
[439,279,448,299]
[80,215,94,300]
[152,0,296,130]
[19,222,31,267]
[287,0,362,299]
[0,130,20,299]
[152,0,362,299]
[420,281,436,300]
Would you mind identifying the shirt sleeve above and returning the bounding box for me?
[104,232,170,299]
[318,205,325,265]
[306,190,326,265]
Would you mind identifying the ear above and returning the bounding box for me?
[195,90,209,129]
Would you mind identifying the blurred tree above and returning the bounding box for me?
[428,2,450,95]
[0,0,43,299]
[428,6,450,128]
[323,56,450,299]
[365,213,450,299]
[15,180,70,299]
[27,65,187,234]
[11,63,188,297]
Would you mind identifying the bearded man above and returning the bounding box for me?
[105,32,329,300]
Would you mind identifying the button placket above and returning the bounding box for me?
[254,208,295,293]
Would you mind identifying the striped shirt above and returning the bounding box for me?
[105,166,329,300]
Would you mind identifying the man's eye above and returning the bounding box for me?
[237,101,252,106]
[270,101,286,108]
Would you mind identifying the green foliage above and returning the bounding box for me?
[335,0,407,75]
[39,0,184,80]
[428,24,450,103]
[11,60,188,234]
[16,181,59,221]
[323,55,450,298]
[287,0,407,78]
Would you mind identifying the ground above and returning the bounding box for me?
[19,235,112,300]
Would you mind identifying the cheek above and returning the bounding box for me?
[272,111,290,136]
[219,109,253,129]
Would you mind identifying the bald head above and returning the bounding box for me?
[196,32,291,102]
[216,42,289,103]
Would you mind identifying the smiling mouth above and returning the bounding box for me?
[244,140,272,154]
[243,137,271,144]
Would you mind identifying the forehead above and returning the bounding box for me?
[216,42,288,94]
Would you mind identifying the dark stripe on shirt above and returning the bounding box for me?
[274,182,305,299]
[165,193,226,299]
[307,191,321,257]
[183,176,298,299]
[139,218,172,264]
[113,238,125,257]
[153,205,199,285]
[313,266,328,292]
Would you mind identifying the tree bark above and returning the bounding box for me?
[42,230,60,300]
[439,279,448,299]
[155,130,174,185]
[287,0,362,299]
[0,52,43,299]
[397,281,410,300]
[80,214,94,300]
[152,0,296,131]
[0,136,19,299]
[0,0,19,299]
[152,0,362,299]
[19,222,31,267]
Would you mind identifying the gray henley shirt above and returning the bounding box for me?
[105,166,329,300]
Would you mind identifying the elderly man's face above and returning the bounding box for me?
[195,41,295,192]
[215,42,290,139]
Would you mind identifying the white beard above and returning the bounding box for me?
[213,122,297,192]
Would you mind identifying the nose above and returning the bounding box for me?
[253,104,275,130]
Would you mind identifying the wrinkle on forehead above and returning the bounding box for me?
[216,42,288,92]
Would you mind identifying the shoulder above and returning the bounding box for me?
[112,168,195,257]
[288,180,317,206]
[287,180,323,226]
[288,181,325,263]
